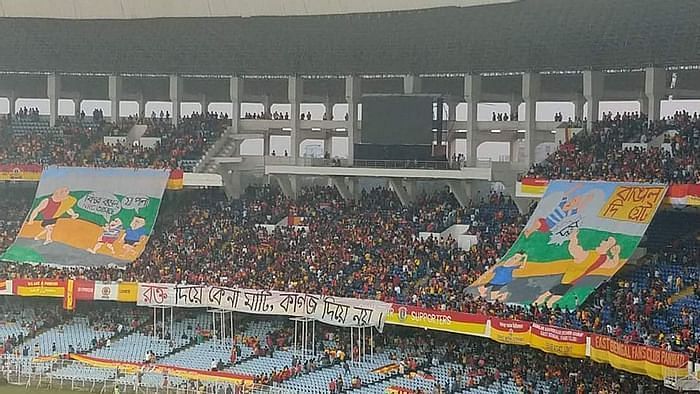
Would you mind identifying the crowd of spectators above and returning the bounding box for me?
[0,106,699,379]
[0,184,696,361]
[525,111,700,184]
[12,107,41,122]
[378,328,668,394]
[243,110,342,121]
[0,111,226,170]
[491,112,518,122]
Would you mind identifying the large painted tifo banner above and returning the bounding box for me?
[469,181,667,310]
[0,167,170,268]
[137,283,391,331]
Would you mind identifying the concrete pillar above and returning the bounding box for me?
[263,133,270,156]
[324,132,333,158]
[348,178,359,200]
[464,74,481,166]
[403,75,421,94]
[638,95,649,119]
[222,168,242,199]
[288,76,303,159]
[8,91,16,119]
[522,72,540,167]
[583,70,603,131]
[447,100,458,159]
[73,96,82,118]
[108,75,122,123]
[510,140,521,163]
[169,75,182,126]
[345,76,361,162]
[325,97,334,121]
[47,73,61,127]
[230,76,243,133]
[199,94,209,115]
[137,92,146,119]
[262,94,271,118]
[508,97,521,120]
[645,67,666,121]
[573,95,585,123]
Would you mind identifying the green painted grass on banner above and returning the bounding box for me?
[0,245,45,264]
[27,190,161,231]
[502,228,640,263]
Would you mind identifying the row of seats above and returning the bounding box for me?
[26,316,115,355]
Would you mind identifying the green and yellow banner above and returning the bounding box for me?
[470,181,667,310]
[1,167,170,268]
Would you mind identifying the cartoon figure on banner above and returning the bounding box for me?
[120,216,148,255]
[26,187,79,245]
[87,218,123,254]
[524,184,595,244]
[477,252,528,302]
[534,229,622,307]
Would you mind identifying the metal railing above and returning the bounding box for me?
[264,156,492,170]
[0,355,296,394]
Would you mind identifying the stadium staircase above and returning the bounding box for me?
[126,124,147,143]
[194,125,259,173]
[670,286,697,303]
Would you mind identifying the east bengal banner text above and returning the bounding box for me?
[468,181,666,310]
[529,323,586,358]
[489,317,531,345]
[0,167,170,267]
[591,335,688,380]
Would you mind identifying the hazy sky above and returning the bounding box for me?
[2,98,699,161]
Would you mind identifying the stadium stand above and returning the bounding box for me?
[0,179,697,365]
[525,112,700,184]
[0,2,699,392]
[0,111,228,171]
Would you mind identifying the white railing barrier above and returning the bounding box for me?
[0,355,296,394]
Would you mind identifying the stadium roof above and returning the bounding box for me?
[0,0,516,18]
[1,0,699,77]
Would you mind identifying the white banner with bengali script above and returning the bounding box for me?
[136,283,390,331]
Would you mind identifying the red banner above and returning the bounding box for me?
[665,183,700,207]
[72,279,95,300]
[490,317,531,345]
[530,323,587,358]
[167,168,184,190]
[386,304,488,336]
[13,278,66,297]
[590,334,688,380]
[0,164,43,181]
